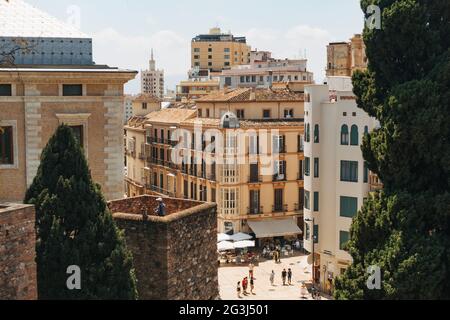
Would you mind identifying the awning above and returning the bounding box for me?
[248,218,303,239]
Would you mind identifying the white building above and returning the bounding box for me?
[141,49,164,99]
[123,95,134,124]
[303,77,378,295]
[219,51,314,90]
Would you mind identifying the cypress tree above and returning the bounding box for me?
[335,0,450,299]
[25,125,137,300]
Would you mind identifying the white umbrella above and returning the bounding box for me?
[217,233,232,243]
[233,240,256,249]
[218,241,235,251]
[230,233,253,242]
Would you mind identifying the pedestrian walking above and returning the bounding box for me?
[249,262,254,279]
[237,282,242,299]
[288,268,292,285]
[250,277,255,295]
[270,270,275,286]
[282,269,287,286]
[242,277,248,295]
[301,283,308,299]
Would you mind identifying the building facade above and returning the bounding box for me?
[125,88,305,245]
[0,0,137,202]
[191,28,251,74]
[219,52,314,90]
[302,77,378,295]
[141,49,165,99]
[123,94,134,124]
[326,34,367,77]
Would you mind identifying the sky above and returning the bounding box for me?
[26,0,365,94]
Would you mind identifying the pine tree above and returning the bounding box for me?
[335,0,450,300]
[25,125,137,300]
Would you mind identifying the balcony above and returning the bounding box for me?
[294,203,304,212]
[138,153,145,160]
[248,175,263,184]
[297,173,304,181]
[247,206,263,215]
[273,174,287,182]
[272,204,288,213]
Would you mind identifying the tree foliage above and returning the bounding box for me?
[25,125,137,300]
[335,0,450,299]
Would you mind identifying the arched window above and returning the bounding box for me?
[351,125,359,146]
[341,125,349,145]
[314,125,320,143]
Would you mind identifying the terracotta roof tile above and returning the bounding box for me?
[196,88,304,103]
[145,108,196,124]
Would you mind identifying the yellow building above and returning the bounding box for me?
[124,88,306,245]
[192,28,251,73]
[326,34,367,77]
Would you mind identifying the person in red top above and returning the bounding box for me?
[242,277,248,295]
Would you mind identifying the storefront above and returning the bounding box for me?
[247,218,303,248]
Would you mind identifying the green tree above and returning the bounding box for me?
[25,125,137,300]
[335,0,450,299]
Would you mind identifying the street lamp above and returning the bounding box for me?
[305,217,316,297]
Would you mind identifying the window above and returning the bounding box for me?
[340,196,358,218]
[284,109,294,118]
[194,48,200,53]
[224,62,230,67]
[0,84,12,96]
[299,160,304,180]
[198,109,202,117]
[340,231,350,251]
[304,190,310,210]
[364,162,369,183]
[341,161,359,182]
[211,188,216,202]
[142,102,147,110]
[224,55,230,60]
[313,192,319,212]
[314,158,319,178]
[208,48,212,52]
[0,126,13,165]
[341,125,349,145]
[236,109,245,119]
[263,110,271,118]
[63,84,83,96]
[298,188,304,209]
[298,135,304,152]
[305,157,311,177]
[224,48,230,53]
[69,125,84,148]
[313,225,319,244]
[249,190,260,214]
[305,124,311,143]
[350,125,359,146]
[206,109,210,117]
[305,224,310,241]
[274,160,286,178]
[364,126,369,136]
[274,189,284,212]
[225,77,232,86]
[314,125,319,143]
[249,163,259,183]
[273,135,285,154]
[208,55,212,59]
[240,76,245,83]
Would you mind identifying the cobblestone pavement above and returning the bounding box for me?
[219,254,329,300]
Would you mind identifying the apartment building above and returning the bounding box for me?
[302,77,378,294]
[141,49,165,99]
[219,51,314,90]
[176,79,220,101]
[0,0,137,202]
[326,34,367,77]
[125,88,305,245]
[192,28,251,73]
[123,95,134,124]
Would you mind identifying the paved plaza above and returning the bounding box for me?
[219,254,329,300]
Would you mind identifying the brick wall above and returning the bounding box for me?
[0,204,37,300]
[109,196,219,300]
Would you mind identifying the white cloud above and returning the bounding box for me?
[92,28,190,93]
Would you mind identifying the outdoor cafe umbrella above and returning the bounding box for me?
[233,240,256,249]
[218,241,235,251]
[230,233,253,242]
[217,233,232,243]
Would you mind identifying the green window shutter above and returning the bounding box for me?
[340,196,358,218]
[350,125,359,146]
[340,231,350,251]
[313,225,319,244]
[314,192,319,212]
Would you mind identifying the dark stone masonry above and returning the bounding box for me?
[109,195,219,300]
[0,204,37,300]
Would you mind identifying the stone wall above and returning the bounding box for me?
[109,195,219,300]
[0,204,37,300]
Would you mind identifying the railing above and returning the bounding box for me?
[272,204,288,213]
[273,174,287,182]
[248,206,263,215]
[248,175,263,183]
[295,203,304,212]
[208,174,217,182]
[297,173,304,181]
[138,153,145,160]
